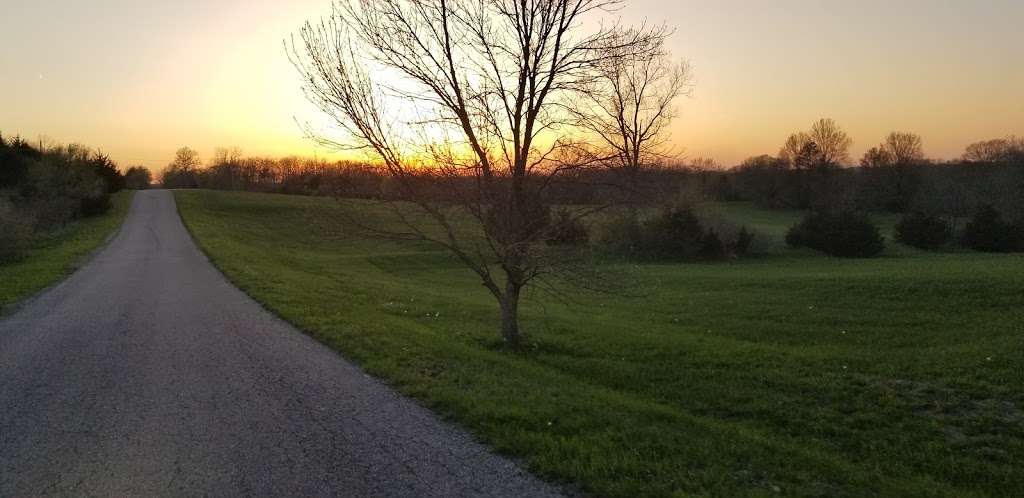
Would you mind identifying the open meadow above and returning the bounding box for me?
[176,189,1024,498]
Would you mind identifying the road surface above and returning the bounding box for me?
[0,190,564,497]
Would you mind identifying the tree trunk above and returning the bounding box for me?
[499,281,522,348]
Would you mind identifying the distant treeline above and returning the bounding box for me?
[0,134,151,262]
[162,133,1023,222]
[160,147,383,198]
[159,129,1023,258]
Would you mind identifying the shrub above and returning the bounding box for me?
[547,209,589,246]
[701,215,760,257]
[0,199,34,263]
[640,205,706,259]
[25,195,78,229]
[786,211,885,257]
[599,205,759,261]
[894,212,952,250]
[698,229,726,259]
[961,204,1024,252]
[733,226,755,256]
[79,191,112,217]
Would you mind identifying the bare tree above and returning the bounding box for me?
[858,132,925,211]
[163,147,201,188]
[859,146,892,168]
[963,136,1024,163]
[170,147,201,170]
[808,118,852,166]
[882,132,924,165]
[779,119,851,168]
[289,0,670,347]
[778,131,812,168]
[688,157,719,170]
[569,32,691,209]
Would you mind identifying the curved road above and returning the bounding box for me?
[0,190,563,497]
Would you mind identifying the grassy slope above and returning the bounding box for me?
[176,190,1023,498]
[709,202,904,254]
[1,191,133,311]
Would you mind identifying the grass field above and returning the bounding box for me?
[0,191,133,311]
[708,203,905,255]
[176,189,1023,498]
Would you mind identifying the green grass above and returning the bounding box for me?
[708,202,904,254]
[176,189,1024,498]
[1,192,133,311]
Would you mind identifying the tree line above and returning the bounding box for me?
[162,125,1023,236]
[0,134,151,263]
[726,121,1023,216]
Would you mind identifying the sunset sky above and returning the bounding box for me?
[2,0,1022,170]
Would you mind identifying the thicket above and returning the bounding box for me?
[0,134,124,263]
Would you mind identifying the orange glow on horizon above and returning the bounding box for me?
[2,0,1021,170]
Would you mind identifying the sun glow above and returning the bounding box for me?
[2,0,1021,169]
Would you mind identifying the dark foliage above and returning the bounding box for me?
[0,135,36,189]
[162,168,200,189]
[786,211,885,258]
[79,194,113,217]
[0,199,34,263]
[698,229,726,259]
[733,226,755,256]
[90,153,126,193]
[895,212,952,250]
[124,166,152,189]
[961,204,1024,253]
[0,134,124,265]
[640,205,706,259]
[601,205,754,261]
[724,151,1021,220]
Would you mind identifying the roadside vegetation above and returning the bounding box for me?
[0,134,139,310]
[177,189,1024,498]
[0,191,132,310]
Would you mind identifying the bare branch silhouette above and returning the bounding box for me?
[289,0,676,347]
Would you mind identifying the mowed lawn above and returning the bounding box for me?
[1,191,133,311]
[176,190,1024,498]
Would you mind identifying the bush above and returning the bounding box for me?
[547,209,589,246]
[961,204,1024,252]
[640,205,706,259]
[25,195,79,229]
[698,229,726,259]
[79,191,112,217]
[0,199,34,263]
[894,212,952,250]
[786,211,885,257]
[599,205,759,261]
[701,214,761,257]
[733,226,755,256]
